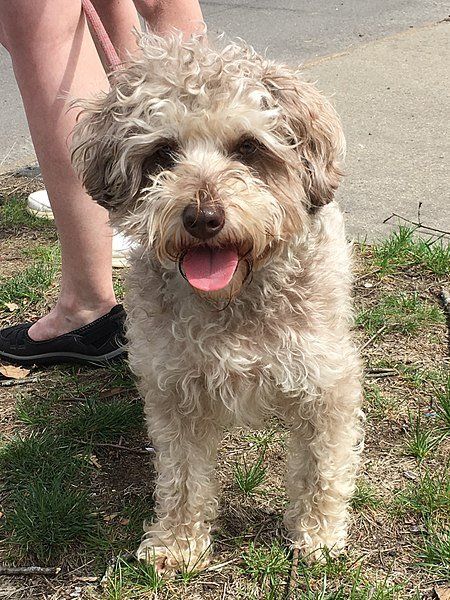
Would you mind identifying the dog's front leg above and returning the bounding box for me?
[283,374,363,562]
[137,392,222,574]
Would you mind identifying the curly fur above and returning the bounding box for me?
[72,33,363,574]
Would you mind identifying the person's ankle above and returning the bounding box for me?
[28,297,117,342]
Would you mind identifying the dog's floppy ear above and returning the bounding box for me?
[262,65,345,209]
[71,82,142,212]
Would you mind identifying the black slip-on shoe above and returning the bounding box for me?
[0,304,127,367]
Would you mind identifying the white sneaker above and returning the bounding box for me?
[27,189,134,268]
[27,189,54,220]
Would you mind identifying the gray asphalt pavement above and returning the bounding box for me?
[0,1,449,238]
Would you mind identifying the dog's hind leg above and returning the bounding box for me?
[283,368,363,562]
[137,391,222,575]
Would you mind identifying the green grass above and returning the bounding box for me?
[418,528,450,579]
[119,494,155,538]
[243,429,278,451]
[404,413,440,461]
[435,377,450,435]
[0,196,54,231]
[0,373,144,564]
[15,393,55,427]
[295,554,403,600]
[105,361,136,390]
[0,222,448,594]
[4,478,98,564]
[234,451,267,495]
[364,384,397,419]
[0,431,85,487]
[394,465,450,520]
[356,292,444,335]
[63,398,143,443]
[0,243,60,310]
[365,226,450,277]
[105,555,164,599]
[0,432,98,563]
[352,479,380,511]
[397,365,447,389]
[241,541,289,598]
[393,466,449,579]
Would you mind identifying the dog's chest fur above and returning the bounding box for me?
[125,204,352,425]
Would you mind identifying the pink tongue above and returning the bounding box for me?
[182,247,239,291]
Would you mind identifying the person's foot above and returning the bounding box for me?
[27,301,118,341]
[0,304,127,366]
[27,190,134,268]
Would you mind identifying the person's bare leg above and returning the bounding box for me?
[0,0,203,344]
[133,0,204,37]
[91,0,204,56]
[91,0,141,61]
[0,1,116,341]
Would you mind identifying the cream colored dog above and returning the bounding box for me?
[73,34,363,574]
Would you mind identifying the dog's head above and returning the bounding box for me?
[72,34,344,300]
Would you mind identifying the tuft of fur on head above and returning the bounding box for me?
[72,33,345,300]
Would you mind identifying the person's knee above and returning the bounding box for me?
[0,0,82,54]
[132,0,163,20]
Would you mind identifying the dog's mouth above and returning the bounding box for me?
[180,245,240,292]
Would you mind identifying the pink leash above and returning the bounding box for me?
[81,0,121,70]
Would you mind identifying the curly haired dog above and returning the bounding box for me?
[72,34,363,574]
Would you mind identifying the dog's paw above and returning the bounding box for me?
[136,533,211,576]
[136,542,181,577]
[291,532,347,564]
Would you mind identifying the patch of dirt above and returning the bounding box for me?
[0,233,448,598]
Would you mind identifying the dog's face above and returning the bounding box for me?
[72,35,344,300]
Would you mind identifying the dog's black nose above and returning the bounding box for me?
[182,204,225,240]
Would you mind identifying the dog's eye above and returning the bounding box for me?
[236,138,259,158]
[143,144,177,176]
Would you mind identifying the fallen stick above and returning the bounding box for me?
[0,376,39,388]
[364,367,398,379]
[383,213,450,237]
[73,439,155,456]
[360,325,387,351]
[0,566,60,576]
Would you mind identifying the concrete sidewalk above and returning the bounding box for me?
[306,22,450,240]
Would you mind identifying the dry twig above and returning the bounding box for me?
[73,438,155,456]
[0,376,39,388]
[364,367,398,379]
[360,325,387,351]
[0,566,60,576]
[383,212,450,237]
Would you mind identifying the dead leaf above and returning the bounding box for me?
[119,518,130,526]
[0,364,31,380]
[434,587,450,600]
[4,302,19,311]
[103,513,119,523]
[89,455,102,469]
